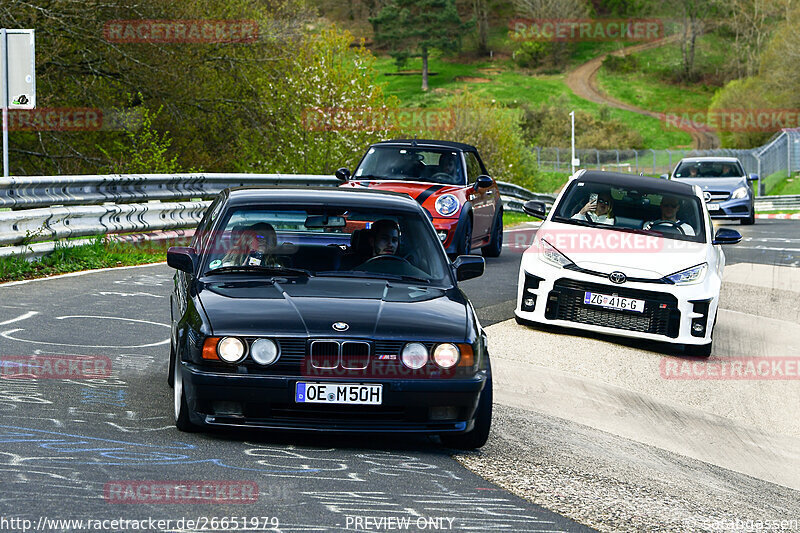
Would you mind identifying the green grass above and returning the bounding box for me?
[374,55,691,149]
[0,236,169,283]
[503,210,535,227]
[765,174,800,196]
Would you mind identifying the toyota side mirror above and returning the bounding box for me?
[167,247,197,273]
[453,255,485,281]
[335,167,351,182]
[660,173,669,179]
[522,200,547,220]
[712,228,742,245]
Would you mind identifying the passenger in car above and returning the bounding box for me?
[571,192,615,225]
[642,196,696,236]
[219,222,280,267]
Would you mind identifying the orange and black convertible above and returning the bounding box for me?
[337,139,503,257]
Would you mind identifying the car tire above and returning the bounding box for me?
[684,342,712,358]
[482,210,503,258]
[174,365,199,432]
[740,212,755,225]
[441,373,492,450]
[167,343,175,388]
[457,218,473,256]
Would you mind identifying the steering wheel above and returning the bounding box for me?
[362,254,411,265]
[647,220,686,236]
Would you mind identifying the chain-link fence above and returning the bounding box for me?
[535,128,800,195]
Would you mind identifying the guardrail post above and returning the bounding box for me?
[635,151,639,173]
[651,149,656,174]
[667,150,672,172]
[555,148,560,171]
[615,150,619,169]
[757,156,764,196]
[596,149,600,169]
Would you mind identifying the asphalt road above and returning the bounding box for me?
[0,266,590,532]
[0,219,796,533]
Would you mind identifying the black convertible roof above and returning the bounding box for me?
[577,170,696,194]
[224,186,423,211]
[372,139,478,152]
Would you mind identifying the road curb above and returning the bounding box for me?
[756,213,800,219]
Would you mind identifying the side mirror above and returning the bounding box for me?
[712,228,742,245]
[748,173,758,182]
[660,173,669,179]
[335,167,351,182]
[474,175,493,190]
[167,246,197,273]
[453,255,485,281]
[522,200,547,219]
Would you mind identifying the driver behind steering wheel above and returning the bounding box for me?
[368,219,400,257]
[642,196,695,236]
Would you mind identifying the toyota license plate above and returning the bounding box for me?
[584,292,645,313]
[295,382,382,405]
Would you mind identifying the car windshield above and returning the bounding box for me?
[354,146,466,185]
[200,205,451,285]
[552,180,706,243]
[674,161,744,178]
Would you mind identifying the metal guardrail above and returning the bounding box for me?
[0,173,549,259]
[754,195,800,211]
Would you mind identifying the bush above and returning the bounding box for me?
[602,54,639,73]
[415,91,542,188]
[512,41,551,69]
[520,95,644,150]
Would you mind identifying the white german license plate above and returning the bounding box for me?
[707,203,720,211]
[583,292,645,313]
[295,382,382,405]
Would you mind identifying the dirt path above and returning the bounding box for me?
[565,35,720,150]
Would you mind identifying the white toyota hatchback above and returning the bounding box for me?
[515,170,742,357]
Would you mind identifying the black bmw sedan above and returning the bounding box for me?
[166,187,492,449]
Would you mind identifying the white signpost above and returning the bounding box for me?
[1,28,36,177]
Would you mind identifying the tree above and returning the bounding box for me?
[473,0,490,55]
[370,0,472,91]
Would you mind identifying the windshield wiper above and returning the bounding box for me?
[203,265,312,277]
[350,174,387,181]
[316,271,430,284]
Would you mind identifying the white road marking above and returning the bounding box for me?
[1,315,170,348]
[0,312,38,326]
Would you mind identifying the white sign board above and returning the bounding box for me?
[2,29,36,109]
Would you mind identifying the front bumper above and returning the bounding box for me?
[179,363,488,432]
[514,260,720,346]
[707,197,753,219]
[431,217,460,253]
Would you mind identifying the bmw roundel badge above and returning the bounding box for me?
[332,322,349,332]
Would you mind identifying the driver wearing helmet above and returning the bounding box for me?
[642,196,695,236]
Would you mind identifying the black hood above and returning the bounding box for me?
[197,277,469,341]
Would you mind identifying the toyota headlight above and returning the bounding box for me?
[666,263,708,285]
[435,194,460,217]
[217,337,246,363]
[401,343,429,369]
[539,238,574,268]
[731,186,749,199]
